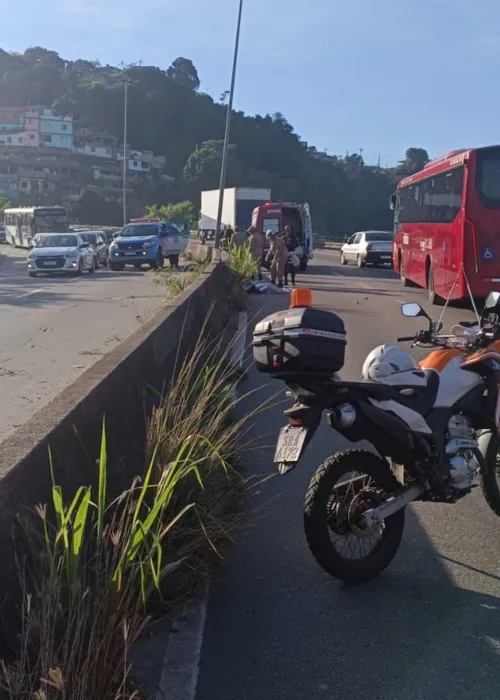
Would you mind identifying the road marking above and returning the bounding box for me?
[17,288,43,298]
[156,310,248,700]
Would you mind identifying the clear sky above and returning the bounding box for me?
[0,0,498,166]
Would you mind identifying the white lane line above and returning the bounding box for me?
[17,288,43,298]
[156,310,248,700]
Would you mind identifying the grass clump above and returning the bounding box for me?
[0,320,251,699]
[227,241,257,284]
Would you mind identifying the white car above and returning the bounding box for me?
[340,230,394,268]
[27,233,97,277]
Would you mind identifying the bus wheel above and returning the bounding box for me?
[399,255,411,287]
[427,264,443,305]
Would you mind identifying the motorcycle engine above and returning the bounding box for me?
[445,414,478,491]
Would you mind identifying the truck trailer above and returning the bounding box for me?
[198,187,271,240]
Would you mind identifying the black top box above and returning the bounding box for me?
[252,306,346,377]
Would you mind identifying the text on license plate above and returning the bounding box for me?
[274,426,308,464]
[381,255,391,259]
[125,251,136,256]
[43,261,57,266]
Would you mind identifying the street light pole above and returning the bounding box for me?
[214,0,244,250]
[122,80,128,227]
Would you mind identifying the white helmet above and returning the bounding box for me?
[266,229,275,238]
[362,343,416,381]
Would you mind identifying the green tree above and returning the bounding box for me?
[0,45,426,238]
[71,191,122,226]
[147,201,195,225]
[0,194,10,218]
[166,57,200,91]
[396,148,429,177]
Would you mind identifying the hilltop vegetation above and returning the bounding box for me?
[0,47,429,235]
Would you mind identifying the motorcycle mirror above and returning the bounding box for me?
[483,291,500,311]
[401,302,425,318]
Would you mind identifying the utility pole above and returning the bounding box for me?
[122,79,128,227]
[214,0,244,250]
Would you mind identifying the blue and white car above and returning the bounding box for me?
[108,218,189,271]
[27,233,96,277]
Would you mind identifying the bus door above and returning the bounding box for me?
[468,147,500,285]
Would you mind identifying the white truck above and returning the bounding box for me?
[198,187,271,241]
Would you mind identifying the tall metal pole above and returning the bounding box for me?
[122,80,128,227]
[214,0,244,250]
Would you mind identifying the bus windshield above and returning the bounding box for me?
[34,213,69,233]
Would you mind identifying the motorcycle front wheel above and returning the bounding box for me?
[304,450,405,583]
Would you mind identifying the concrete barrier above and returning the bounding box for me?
[0,250,240,641]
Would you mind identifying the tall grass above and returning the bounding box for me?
[227,241,257,284]
[0,319,255,699]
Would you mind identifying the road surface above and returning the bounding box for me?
[195,249,500,700]
[0,245,191,443]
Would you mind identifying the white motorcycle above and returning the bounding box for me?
[252,290,500,583]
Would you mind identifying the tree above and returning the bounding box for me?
[147,201,195,225]
[0,194,10,218]
[397,148,429,177]
[183,140,240,186]
[0,45,426,237]
[166,57,200,91]
[71,191,122,226]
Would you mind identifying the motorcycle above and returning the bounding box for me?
[252,288,500,583]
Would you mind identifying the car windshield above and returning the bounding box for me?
[36,235,78,248]
[80,233,98,245]
[365,232,393,242]
[120,224,158,237]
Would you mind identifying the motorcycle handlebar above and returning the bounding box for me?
[397,336,415,342]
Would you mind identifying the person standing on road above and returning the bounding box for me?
[283,225,299,287]
[266,230,288,287]
[232,226,246,247]
[248,226,265,280]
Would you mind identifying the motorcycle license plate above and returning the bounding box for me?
[274,426,308,463]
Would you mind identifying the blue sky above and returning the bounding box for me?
[0,0,498,165]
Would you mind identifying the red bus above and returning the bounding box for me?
[392,145,500,304]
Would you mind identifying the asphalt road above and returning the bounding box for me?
[0,245,189,444]
[196,249,500,700]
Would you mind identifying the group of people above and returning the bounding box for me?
[248,224,299,288]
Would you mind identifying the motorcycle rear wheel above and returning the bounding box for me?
[304,450,405,583]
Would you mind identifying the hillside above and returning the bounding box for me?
[0,47,429,234]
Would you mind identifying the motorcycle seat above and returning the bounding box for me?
[336,369,439,416]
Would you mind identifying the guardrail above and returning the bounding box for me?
[0,251,239,633]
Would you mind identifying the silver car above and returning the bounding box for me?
[340,230,394,268]
[27,233,97,277]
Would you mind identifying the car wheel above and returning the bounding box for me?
[357,255,365,268]
[340,251,348,266]
[29,271,37,278]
